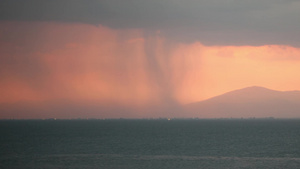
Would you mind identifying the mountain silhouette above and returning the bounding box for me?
[185,86,300,118]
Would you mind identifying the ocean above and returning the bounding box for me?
[1,119,300,169]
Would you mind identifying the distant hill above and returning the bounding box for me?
[185,86,300,118]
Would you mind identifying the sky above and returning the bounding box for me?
[1,0,300,119]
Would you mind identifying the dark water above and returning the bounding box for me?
[1,119,300,169]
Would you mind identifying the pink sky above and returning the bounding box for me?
[1,21,300,119]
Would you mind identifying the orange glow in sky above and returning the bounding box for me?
[1,21,300,118]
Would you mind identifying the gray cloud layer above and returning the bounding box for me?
[1,0,300,46]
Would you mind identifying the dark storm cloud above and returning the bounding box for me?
[1,0,300,46]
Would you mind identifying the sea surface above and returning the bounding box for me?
[1,119,300,169]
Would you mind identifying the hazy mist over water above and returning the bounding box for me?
[1,119,300,169]
[1,1,300,168]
